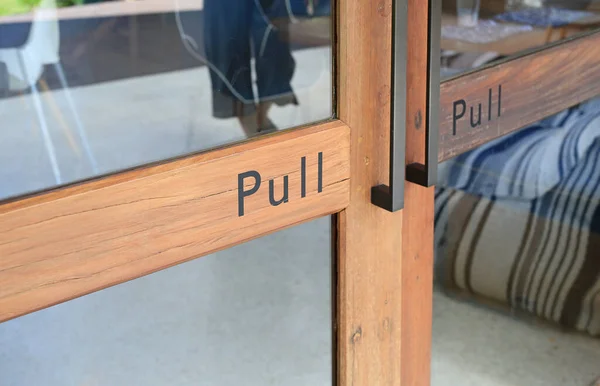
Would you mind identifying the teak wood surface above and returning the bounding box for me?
[337,0,402,383]
[0,121,350,323]
[337,0,434,384]
[439,30,600,162]
[403,0,435,383]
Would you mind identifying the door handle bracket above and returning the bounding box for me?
[370,0,408,213]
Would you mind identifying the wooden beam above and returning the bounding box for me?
[439,31,600,162]
[0,121,349,323]
[402,0,435,382]
[337,0,404,384]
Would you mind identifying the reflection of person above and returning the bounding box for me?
[204,0,298,136]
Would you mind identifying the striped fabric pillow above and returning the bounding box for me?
[435,97,600,336]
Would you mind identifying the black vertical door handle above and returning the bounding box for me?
[371,0,408,213]
[371,0,441,212]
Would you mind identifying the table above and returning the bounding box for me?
[441,8,600,56]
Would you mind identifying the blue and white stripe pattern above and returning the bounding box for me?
[435,97,600,336]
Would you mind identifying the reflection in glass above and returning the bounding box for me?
[0,217,333,385]
[0,0,332,200]
[457,0,481,27]
[433,96,600,384]
[440,0,600,77]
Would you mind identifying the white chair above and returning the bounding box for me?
[0,0,98,184]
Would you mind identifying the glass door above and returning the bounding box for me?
[434,0,600,384]
[0,0,342,321]
[0,0,436,384]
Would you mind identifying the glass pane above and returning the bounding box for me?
[0,217,333,386]
[0,0,332,200]
[433,96,600,385]
[440,0,600,77]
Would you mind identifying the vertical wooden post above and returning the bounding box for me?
[336,0,401,383]
[337,0,434,384]
[402,0,435,382]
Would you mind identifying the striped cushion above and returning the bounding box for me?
[435,97,600,336]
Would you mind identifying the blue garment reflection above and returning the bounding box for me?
[203,0,297,128]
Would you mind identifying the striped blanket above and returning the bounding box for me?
[435,97,600,336]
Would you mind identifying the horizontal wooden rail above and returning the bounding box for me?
[0,121,350,323]
[438,30,600,162]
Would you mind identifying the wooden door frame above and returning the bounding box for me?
[0,0,437,384]
[337,0,434,384]
[0,121,351,321]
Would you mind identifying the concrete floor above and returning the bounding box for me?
[0,218,333,386]
[432,291,600,386]
[2,216,600,385]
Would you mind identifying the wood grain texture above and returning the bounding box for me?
[439,31,600,162]
[403,0,434,383]
[337,0,404,384]
[0,121,349,323]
